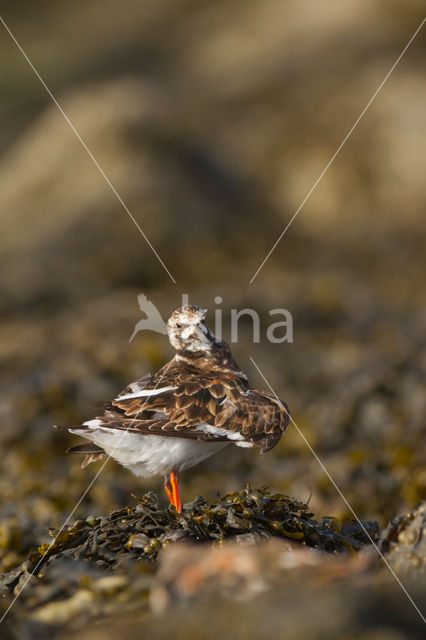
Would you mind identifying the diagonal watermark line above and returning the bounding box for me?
[249,17,426,284]
[0,360,174,625]
[0,16,176,284]
[249,356,426,626]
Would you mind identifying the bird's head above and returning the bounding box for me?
[167,305,215,353]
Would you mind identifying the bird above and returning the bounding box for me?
[129,293,167,342]
[57,305,290,513]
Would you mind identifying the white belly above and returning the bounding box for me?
[70,427,227,477]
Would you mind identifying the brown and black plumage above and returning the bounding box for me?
[59,305,290,512]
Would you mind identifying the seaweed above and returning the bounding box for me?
[1,486,379,601]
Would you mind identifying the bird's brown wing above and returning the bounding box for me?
[229,390,290,452]
[110,372,241,436]
[107,369,289,451]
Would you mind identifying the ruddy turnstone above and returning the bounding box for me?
[58,305,290,512]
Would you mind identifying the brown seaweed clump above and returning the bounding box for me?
[10,491,426,640]
[1,487,379,602]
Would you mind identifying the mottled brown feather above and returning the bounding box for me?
[98,355,291,452]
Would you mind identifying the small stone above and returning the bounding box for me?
[92,575,128,595]
[398,527,420,546]
[127,533,150,549]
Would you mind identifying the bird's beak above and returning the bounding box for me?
[192,325,211,345]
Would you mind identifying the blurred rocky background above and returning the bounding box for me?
[0,0,425,637]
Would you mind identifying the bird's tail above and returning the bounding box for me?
[54,425,106,468]
[65,443,106,469]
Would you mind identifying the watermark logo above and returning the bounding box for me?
[130,293,293,344]
[129,294,167,342]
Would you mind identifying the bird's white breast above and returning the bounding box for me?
[70,426,227,477]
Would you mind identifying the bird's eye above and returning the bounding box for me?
[176,323,182,329]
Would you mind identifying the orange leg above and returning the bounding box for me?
[164,475,175,508]
[170,470,182,513]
